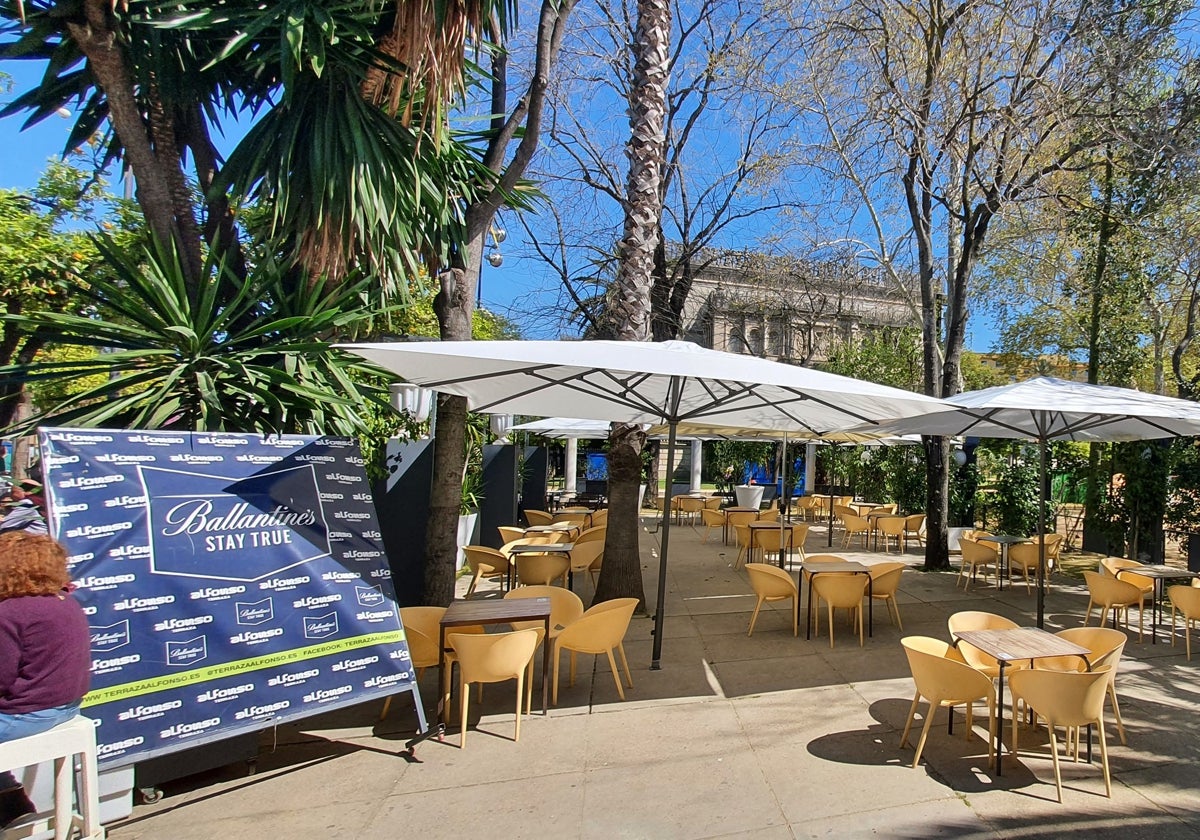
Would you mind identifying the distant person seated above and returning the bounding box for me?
[0,484,47,535]
[0,533,92,829]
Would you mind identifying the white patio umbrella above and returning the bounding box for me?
[856,376,1200,626]
[341,339,947,667]
[511,417,623,439]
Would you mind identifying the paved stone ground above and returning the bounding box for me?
[100,513,1200,840]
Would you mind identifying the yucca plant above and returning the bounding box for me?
[0,236,395,436]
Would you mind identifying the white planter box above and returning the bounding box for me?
[456,513,479,570]
[735,485,764,509]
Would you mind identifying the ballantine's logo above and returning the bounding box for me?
[323,472,363,484]
[154,615,214,632]
[114,594,175,612]
[321,571,358,583]
[96,453,157,463]
[129,434,186,445]
[236,598,274,625]
[104,495,148,508]
[98,736,144,757]
[90,620,131,652]
[355,585,385,607]
[161,500,316,537]
[161,718,221,739]
[108,544,150,559]
[259,576,310,591]
[303,613,338,639]
[166,636,208,665]
[293,594,341,609]
[191,585,246,601]
[331,655,378,673]
[76,573,136,590]
[48,431,113,443]
[118,700,183,721]
[230,627,284,645]
[235,700,291,721]
[66,521,134,540]
[302,685,353,703]
[267,669,319,687]
[168,453,225,464]
[197,684,254,703]
[59,474,123,490]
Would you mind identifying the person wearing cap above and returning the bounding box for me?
[0,485,47,536]
[15,480,44,514]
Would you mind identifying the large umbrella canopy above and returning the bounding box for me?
[341,339,948,667]
[857,376,1200,626]
[511,417,621,439]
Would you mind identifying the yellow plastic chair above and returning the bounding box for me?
[498,526,526,544]
[574,525,607,546]
[1008,666,1114,802]
[899,636,996,769]
[840,513,871,550]
[869,561,905,630]
[589,509,609,527]
[957,537,996,591]
[514,552,571,587]
[745,563,799,637]
[699,508,725,543]
[677,496,706,525]
[524,509,554,526]
[876,516,907,554]
[553,511,589,527]
[1042,533,1064,568]
[947,611,1020,680]
[552,597,638,704]
[568,541,604,587]
[504,585,585,650]
[757,506,780,523]
[756,523,808,566]
[381,606,482,721]
[1007,542,1043,594]
[812,572,868,647]
[1168,584,1200,660]
[903,514,926,548]
[1083,571,1144,641]
[447,628,541,748]
[463,545,511,597]
[704,497,724,510]
[732,523,755,569]
[1101,557,1154,600]
[1043,626,1128,746]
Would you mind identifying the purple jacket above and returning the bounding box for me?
[0,592,91,714]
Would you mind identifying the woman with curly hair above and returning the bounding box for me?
[0,532,91,828]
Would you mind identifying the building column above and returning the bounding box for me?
[690,440,703,493]
[565,439,578,493]
[805,443,817,494]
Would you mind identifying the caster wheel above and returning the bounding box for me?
[139,787,163,804]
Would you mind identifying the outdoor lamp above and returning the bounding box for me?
[951,449,968,467]
[486,251,504,267]
[390,383,433,424]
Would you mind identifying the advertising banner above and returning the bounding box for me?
[39,429,420,768]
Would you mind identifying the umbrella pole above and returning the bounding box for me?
[651,422,678,670]
[779,432,788,569]
[1037,439,1048,629]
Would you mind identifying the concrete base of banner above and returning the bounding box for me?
[18,763,133,837]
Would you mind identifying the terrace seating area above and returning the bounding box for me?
[106,505,1200,839]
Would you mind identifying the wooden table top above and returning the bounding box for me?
[954,627,1090,663]
[1116,565,1200,580]
[441,597,552,626]
[507,542,575,554]
[525,523,578,533]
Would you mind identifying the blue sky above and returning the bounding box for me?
[1,59,994,351]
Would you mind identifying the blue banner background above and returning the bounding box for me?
[39,429,418,768]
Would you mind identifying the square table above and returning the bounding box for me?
[1112,565,1200,643]
[951,627,1091,776]
[747,521,801,569]
[982,535,1032,590]
[438,598,553,726]
[800,560,873,641]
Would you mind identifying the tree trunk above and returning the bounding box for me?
[923,436,951,570]
[594,423,648,609]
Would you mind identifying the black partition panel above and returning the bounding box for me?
[374,438,434,606]
[521,446,548,514]
[480,444,519,549]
